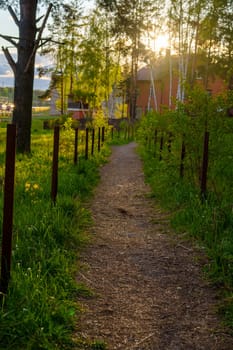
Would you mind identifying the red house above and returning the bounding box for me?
[135,56,227,118]
[67,100,89,119]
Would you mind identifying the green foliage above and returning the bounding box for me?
[137,88,233,327]
[107,119,137,146]
[93,110,109,129]
[75,339,107,350]
[0,118,110,348]
[90,340,107,350]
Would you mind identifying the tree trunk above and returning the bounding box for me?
[12,0,38,153]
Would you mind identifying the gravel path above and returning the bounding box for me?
[75,142,233,350]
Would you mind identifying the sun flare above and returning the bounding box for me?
[154,34,170,52]
[143,29,170,55]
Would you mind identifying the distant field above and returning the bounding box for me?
[0,106,51,122]
[0,115,56,148]
[32,106,50,113]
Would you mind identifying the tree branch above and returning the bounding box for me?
[36,15,44,24]
[38,38,52,48]
[24,3,53,73]
[2,47,17,75]
[8,6,19,27]
[0,34,18,48]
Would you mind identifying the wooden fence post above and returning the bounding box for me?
[0,124,16,294]
[98,127,101,152]
[200,131,209,199]
[131,125,135,140]
[51,126,60,204]
[124,127,127,140]
[167,132,172,153]
[180,138,186,178]
[91,128,95,156]
[159,134,164,160]
[74,128,79,165]
[153,129,157,157]
[101,126,105,145]
[85,128,89,160]
[148,135,152,150]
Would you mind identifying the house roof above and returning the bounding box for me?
[137,56,179,81]
[137,66,152,81]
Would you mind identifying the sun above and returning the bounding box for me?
[153,33,170,53]
[143,29,170,55]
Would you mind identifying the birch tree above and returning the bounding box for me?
[167,0,206,102]
[97,0,161,119]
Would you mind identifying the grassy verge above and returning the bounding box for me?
[0,118,110,349]
[108,125,137,146]
[136,89,233,329]
[138,143,233,330]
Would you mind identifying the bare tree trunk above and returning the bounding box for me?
[1,1,52,153]
[12,0,38,153]
[169,51,173,109]
[129,46,138,119]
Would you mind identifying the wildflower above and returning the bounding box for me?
[25,182,31,191]
[33,183,39,190]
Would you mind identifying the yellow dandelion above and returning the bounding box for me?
[25,182,31,191]
[33,184,39,190]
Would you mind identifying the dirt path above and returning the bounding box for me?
[75,142,233,350]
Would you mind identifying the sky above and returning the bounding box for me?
[0,1,95,90]
[0,8,51,90]
[0,9,17,47]
[0,1,95,47]
[0,2,169,91]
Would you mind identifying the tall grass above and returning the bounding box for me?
[137,88,233,328]
[0,117,110,349]
[108,123,137,145]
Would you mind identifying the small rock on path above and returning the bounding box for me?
[75,142,233,350]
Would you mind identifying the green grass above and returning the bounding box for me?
[108,126,136,146]
[0,116,110,349]
[137,106,233,329]
[140,146,233,328]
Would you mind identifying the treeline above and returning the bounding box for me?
[41,0,233,118]
[0,87,48,106]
